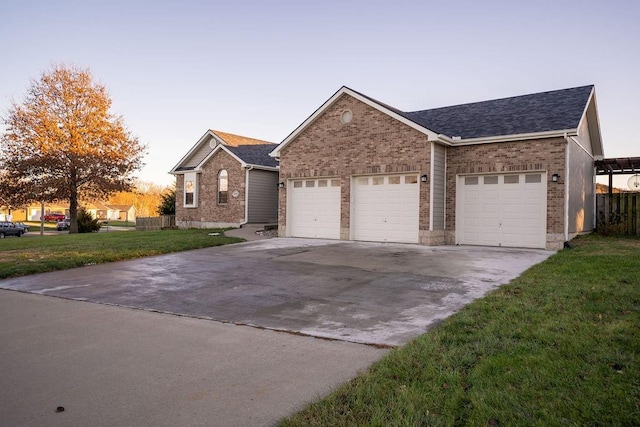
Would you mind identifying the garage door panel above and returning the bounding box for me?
[353,174,419,244]
[457,173,546,249]
[288,178,341,239]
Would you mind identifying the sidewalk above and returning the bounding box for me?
[224,224,277,241]
[0,289,387,427]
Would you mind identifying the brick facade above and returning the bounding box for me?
[445,138,567,249]
[175,150,246,227]
[278,94,431,239]
[279,93,571,250]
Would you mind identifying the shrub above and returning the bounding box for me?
[77,208,101,233]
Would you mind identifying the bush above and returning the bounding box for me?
[77,208,101,233]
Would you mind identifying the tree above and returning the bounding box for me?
[108,180,169,217]
[0,64,145,233]
[157,187,176,215]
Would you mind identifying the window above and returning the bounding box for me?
[305,180,315,188]
[331,179,340,187]
[318,180,327,187]
[218,170,228,204]
[389,176,401,184]
[405,176,418,184]
[484,176,498,184]
[504,175,519,184]
[464,176,479,185]
[185,181,194,204]
[357,177,369,185]
[373,177,384,185]
[184,172,198,207]
[525,174,542,183]
[293,181,303,188]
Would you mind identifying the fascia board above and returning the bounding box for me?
[245,165,279,172]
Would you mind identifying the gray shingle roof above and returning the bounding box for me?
[402,85,593,139]
[225,144,279,168]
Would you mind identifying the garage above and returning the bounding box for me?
[456,173,547,249]
[287,178,341,239]
[352,174,420,243]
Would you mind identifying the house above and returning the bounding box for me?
[106,204,136,222]
[270,85,603,250]
[170,130,279,228]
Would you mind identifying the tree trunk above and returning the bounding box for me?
[69,177,79,234]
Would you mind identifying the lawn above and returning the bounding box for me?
[280,235,640,426]
[0,228,242,279]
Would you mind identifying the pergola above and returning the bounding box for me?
[594,157,640,194]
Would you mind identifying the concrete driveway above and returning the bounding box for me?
[0,238,553,346]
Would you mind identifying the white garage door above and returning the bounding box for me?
[457,173,547,249]
[288,178,341,239]
[352,174,420,243]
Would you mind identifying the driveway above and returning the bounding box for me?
[0,238,553,346]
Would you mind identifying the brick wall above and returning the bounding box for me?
[278,93,431,237]
[175,150,246,227]
[445,137,566,248]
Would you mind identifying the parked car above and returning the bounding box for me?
[57,219,71,231]
[44,213,66,222]
[14,222,29,233]
[0,221,25,238]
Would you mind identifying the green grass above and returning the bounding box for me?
[280,235,640,426]
[0,228,242,279]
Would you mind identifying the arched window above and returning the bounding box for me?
[218,169,228,204]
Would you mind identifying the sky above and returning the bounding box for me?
[2,0,639,189]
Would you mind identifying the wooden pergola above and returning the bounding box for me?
[595,157,640,194]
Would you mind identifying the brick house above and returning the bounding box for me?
[171,130,279,228]
[270,86,603,250]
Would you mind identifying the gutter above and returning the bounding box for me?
[430,129,578,146]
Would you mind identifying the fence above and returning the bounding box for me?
[135,215,176,231]
[596,193,639,235]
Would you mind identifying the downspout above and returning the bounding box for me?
[429,141,434,232]
[239,165,254,227]
[564,133,570,244]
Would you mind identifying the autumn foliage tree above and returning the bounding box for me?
[0,64,145,233]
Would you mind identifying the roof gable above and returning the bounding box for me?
[171,130,276,173]
[270,85,601,158]
[270,87,440,157]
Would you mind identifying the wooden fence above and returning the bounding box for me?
[596,193,640,235]
[135,215,176,231]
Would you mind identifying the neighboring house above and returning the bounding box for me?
[270,85,603,250]
[170,130,279,228]
[7,202,133,222]
[107,204,136,222]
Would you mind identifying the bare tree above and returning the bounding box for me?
[1,64,145,233]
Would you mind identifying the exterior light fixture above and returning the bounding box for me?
[278,182,285,189]
[420,175,428,183]
[552,174,560,183]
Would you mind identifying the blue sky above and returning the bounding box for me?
[2,0,639,188]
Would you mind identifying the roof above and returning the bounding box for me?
[212,130,273,147]
[225,144,279,168]
[404,85,594,139]
[271,85,602,158]
[171,129,277,173]
[595,157,640,175]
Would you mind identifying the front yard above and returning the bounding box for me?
[280,235,640,426]
[0,229,242,279]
